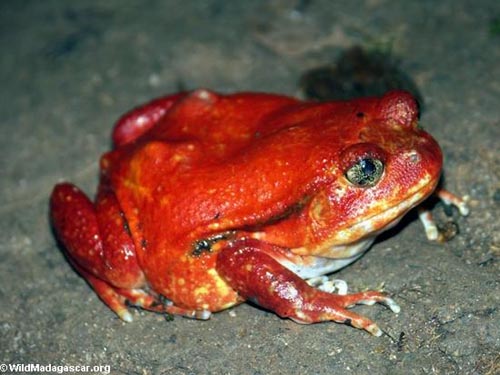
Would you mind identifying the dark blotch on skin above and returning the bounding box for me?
[121,213,131,235]
[192,239,212,257]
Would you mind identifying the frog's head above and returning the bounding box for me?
[297,91,443,256]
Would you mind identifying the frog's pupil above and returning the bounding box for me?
[360,158,376,176]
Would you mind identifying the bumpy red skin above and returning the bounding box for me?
[51,89,442,334]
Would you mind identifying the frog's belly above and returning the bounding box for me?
[280,237,375,279]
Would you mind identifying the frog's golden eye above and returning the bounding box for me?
[345,158,384,187]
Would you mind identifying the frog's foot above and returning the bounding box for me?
[117,288,211,320]
[68,259,212,321]
[217,240,399,336]
[67,261,138,322]
[418,188,469,241]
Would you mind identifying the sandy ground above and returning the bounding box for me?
[1,1,499,374]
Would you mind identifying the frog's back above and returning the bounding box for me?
[104,90,374,233]
[143,90,301,159]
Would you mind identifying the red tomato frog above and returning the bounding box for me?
[51,89,468,335]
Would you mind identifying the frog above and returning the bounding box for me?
[50,89,468,336]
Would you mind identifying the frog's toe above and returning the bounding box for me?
[341,291,401,314]
[307,277,348,295]
[69,260,136,322]
[292,305,384,336]
[358,295,401,314]
[366,323,383,337]
[418,207,440,241]
[117,288,156,307]
[117,308,134,322]
[436,189,470,216]
[163,306,212,320]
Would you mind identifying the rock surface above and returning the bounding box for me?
[1,1,498,374]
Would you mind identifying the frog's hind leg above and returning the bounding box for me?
[65,260,210,321]
[112,92,186,147]
[217,239,399,336]
[66,260,138,322]
[51,183,157,320]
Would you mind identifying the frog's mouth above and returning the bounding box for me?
[292,174,438,259]
[274,182,435,278]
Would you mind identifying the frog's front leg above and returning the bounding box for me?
[418,188,469,242]
[217,239,399,336]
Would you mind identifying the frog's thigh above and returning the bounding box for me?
[95,185,145,288]
[51,183,155,321]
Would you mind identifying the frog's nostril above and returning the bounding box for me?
[405,150,420,164]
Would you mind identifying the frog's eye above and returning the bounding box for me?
[345,158,384,187]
